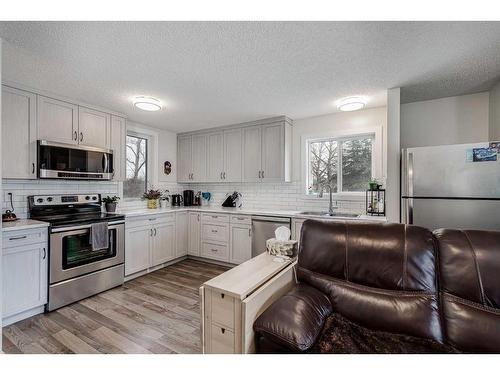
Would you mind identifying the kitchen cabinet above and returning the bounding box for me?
[201,214,230,262]
[230,223,252,264]
[224,128,243,182]
[110,115,126,181]
[176,212,188,257]
[261,123,285,182]
[188,212,201,256]
[178,135,192,183]
[125,225,152,275]
[207,132,224,182]
[37,95,79,145]
[125,214,176,277]
[151,222,175,267]
[78,106,111,149]
[192,134,208,182]
[1,85,37,179]
[2,227,48,326]
[242,126,262,182]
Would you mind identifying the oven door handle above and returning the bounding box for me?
[51,221,125,233]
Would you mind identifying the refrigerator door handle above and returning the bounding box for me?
[408,152,414,198]
[402,197,414,225]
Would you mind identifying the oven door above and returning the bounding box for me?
[38,140,113,180]
[50,222,124,284]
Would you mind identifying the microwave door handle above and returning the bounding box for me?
[102,153,108,173]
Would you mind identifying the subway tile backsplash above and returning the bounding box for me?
[2,180,366,218]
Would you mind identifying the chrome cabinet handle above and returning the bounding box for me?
[80,132,83,142]
[211,229,218,233]
[262,170,264,178]
[197,214,200,221]
[9,235,27,241]
[211,248,218,252]
[74,131,78,141]
[42,248,46,260]
[149,218,157,221]
[150,229,153,236]
[220,172,223,180]
[249,228,251,237]
[154,228,157,236]
[32,163,35,174]
[223,172,226,179]
[258,171,261,178]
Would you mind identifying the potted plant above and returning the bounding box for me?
[368,178,379,191]
[142,188,162,209]
[102,195,120,212]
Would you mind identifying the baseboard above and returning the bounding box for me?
[124,256,188,282]
[2,305,45,327]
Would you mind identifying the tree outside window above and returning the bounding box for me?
[307,135,373,195]
[124,135,148,198]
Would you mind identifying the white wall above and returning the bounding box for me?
[401,92,490,148]
[386,88,401,223]
[489,82,500,141]
[0,37,3,349]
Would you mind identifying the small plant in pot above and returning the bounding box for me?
[143,188,162,209]
[102,196,120,212]
[368,179,379,191]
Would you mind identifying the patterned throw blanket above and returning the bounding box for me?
[311,313,459,354]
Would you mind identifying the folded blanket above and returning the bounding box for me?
[311,313,459,354]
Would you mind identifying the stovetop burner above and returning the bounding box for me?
[27,193,124,229]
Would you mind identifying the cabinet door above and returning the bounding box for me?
[110,116,126,181]
[1,86,37,179]
[152,222,175,266]
[3,243,47,318]
[261,123,284,182]
[207,132,224,182]
[224,128,242,182]
[177,135,192,183]
[242,126,262,182]
[188,212,201,256]
[230,224,252,264]
[125,225,152,276]
[78,107,111,148]
[176,212,188,257]
[37,95,78,144]
[292,219,305,246]
[192,134,208,182]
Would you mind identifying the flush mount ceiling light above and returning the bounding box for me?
[337,96,367,112]
[133,96,162,111]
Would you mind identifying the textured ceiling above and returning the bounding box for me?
[1,21,500,132]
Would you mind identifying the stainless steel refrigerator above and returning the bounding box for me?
[401,142,500,231]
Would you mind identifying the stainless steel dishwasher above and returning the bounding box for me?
[251,216,291,257]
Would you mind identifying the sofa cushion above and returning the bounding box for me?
[253,284,332,352]
[312,313,459,354]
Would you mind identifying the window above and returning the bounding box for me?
[307,134,373,195]
[124,134,148,198]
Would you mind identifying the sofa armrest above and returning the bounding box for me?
[253,284,332,352]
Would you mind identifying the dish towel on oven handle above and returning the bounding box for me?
[90,222,109,251]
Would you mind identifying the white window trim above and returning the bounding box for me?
[122,123,158,202]
[301,125,383,201]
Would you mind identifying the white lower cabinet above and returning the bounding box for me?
[230,222,252,265]
[125,214,177,277]
[2,227,48,326]
[201,214,230,262]
[176,212,188,257]
[188,212,201,256]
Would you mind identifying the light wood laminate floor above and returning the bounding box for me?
[2,259,229,354]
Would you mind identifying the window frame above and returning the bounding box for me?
[305,132,376,198]
[123,130,154,201]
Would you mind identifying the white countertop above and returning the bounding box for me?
[2,219,50,232]
[118,205,387,221]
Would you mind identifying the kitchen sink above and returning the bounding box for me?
[298,211,360,218]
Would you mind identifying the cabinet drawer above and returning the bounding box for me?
[211,290,235,329]
[126,213,174,229]
[3,228,48,249]
[202,223,229,243]
[202,213,230,224]
[210,323,235,354]
[202,241,229,261]
[230,215,251,225]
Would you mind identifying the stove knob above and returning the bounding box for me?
[92,196,97,201]
[37,198,44,203]
[85,196,90,200]
[47,197,53,202]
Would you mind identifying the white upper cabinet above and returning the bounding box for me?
[178,135,192,183]
[110,116,126,181]
[78,107,111,149]
[223,128,243,182]
[192,134,208,182]
[37,95,79,145]
[177,117,291,184]
[261,123,285,182]
[242,125,262,182]
[2,86,37,179]
[207,132,224,182]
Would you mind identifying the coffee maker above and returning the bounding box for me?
[183,190,194,206]
[171,194,183,206]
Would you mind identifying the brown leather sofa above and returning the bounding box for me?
[253,220,500,353]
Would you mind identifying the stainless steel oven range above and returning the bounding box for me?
[28,194,125,311]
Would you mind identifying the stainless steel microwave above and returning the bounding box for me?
[38,140,114,180]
